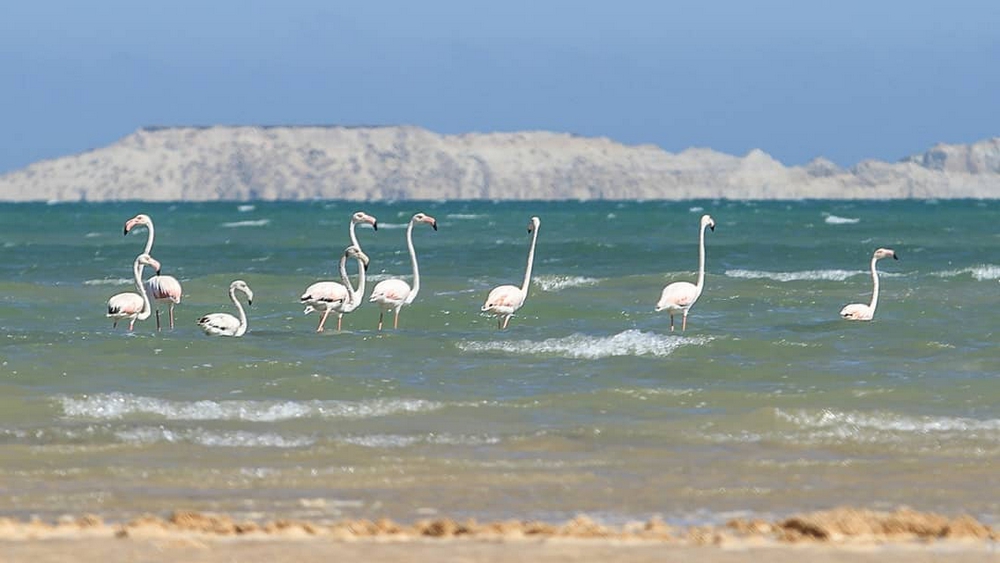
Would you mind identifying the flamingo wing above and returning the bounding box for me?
[657,281,698,310]
[482,285,524,314]
[146,275,183,303]
[301,281,348,309]
[370,279,411,305]
[107,292,143,317]
[197,313,240,336]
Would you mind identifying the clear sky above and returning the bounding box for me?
[2,0,999,174]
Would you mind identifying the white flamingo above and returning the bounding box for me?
[124,213,183,331]
[840,248,899,321]
[300,212,377,332]
[482,216,541,329]
[300,246,371,332]
[106,253,161,331]
[369,212,437,330]
[197,280,254,337]
[655,214,715,331]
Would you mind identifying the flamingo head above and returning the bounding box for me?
[344,245,370,271]
[701,214,715,232]
[874,248,898,261]
[230,280,254,305]
[413,212,437,231]
[137,253,161,275]
[528,216,541,233]
[352,211,378,231]
[124,213,152,235]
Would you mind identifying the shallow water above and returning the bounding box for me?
[0,200,997,525]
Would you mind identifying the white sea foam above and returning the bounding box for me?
[114,427,315,448]
[824,214,860,225]
[222,219,270,228]
[339,433,500,448]
[59,393,444,422]
[775,408,1000,436]
[533,275,600,292]
[446,213,485,220]
[237,205,256,212]
[725,269,861,282]
[457,330,711,359]
[376,222,408,229]
[83,278,132,286]
[932,264,1000,281]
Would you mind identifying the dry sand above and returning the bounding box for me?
[0,507,997,562]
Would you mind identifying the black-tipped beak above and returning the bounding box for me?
[431,221,438,231]
[372,221,378,231]
[123,227,128,236]
[155,268,162,275]
[893,254,899,260]
[710,225,715,232]
[363,262,369,272]
[248,299,253,306]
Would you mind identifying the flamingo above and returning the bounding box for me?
[106,253,161,331]
[300,246,371,332]
[196,280,254,337]
[369,212,437,330]
[840,248,899,321]
[123,213,183,331]
[482,216,541,329]
[655,214,715,331]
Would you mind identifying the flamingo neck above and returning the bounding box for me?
[405,219,420,304]
[695,223,708,295]
[868,256,880,312]
[520,226,539,296]
[142,221,155,255]
[134,258,152,320]
[231,287,248,334]
[338,253,359,310]
[353,256,367,310]
[349,221,360,251]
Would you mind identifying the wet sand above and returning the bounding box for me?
[0,507,996,562]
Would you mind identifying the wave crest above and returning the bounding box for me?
[725,269,860,282]
[533,275,600,292]
[457,330,711,359]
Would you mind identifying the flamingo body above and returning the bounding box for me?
[840,248,898,322]
[655,214,715,331]
[482,216,540,329]
[107,253,161,331]
[197,280,253,337]
[369,213,437,330]
[124,213,183,330]
[301,246,369,331]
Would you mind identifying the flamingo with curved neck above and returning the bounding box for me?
[124,213,183,331]
[840,248,899,321]
[482,216,541,329]
[655,214,715,331]
[106,253,161,331]
[368,212,437,330]
[197,280,254,337]
[300,246,370,331]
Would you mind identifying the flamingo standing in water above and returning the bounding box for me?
[107,253,161,331]
[840,248,899,321]
[482,216,541,329]
[197,280,254,337]
[300,246,371,332]
[300,212,377,332]
[655,214,715,331]
[369,212,437,330]
[124,214,183,331]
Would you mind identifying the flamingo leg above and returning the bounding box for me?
[393,308,400,329]
[669,314,675,331]
[497,316,502,330]
[155,309,162,331]
[681,313,688,332]
[128,318,136,331]
[501,315,511,330]
[317,309,331,332]
[112,321,118,329]
[169,303,176,330]
[336,314,343,332]
[377,311,384,331]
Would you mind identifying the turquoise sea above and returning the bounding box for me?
[0,200,997,526]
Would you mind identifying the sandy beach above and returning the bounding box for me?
[1,507,997,562]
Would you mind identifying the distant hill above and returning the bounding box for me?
[1,126,998,201]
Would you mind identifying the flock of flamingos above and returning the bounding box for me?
[106,212,899,337]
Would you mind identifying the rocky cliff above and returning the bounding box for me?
[1,126,998,201]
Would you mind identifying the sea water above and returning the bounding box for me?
[0,199,997,525]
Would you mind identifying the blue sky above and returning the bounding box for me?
[2,0,999,173]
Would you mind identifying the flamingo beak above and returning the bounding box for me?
[372,220,378,231]
[893,253,899,260]
[710,225,715,232]
[431,221,438,231]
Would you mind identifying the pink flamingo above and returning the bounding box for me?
[107,253,161,331]
[840,248,899,321]
[655,214,715,331]
[300,246,371,332]
[197,280,254,337]
[369,212,437,330]
[300,212,377,332]
[123,214,183,331]
[482,216,541,329]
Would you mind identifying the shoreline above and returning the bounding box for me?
[1,507,997,563]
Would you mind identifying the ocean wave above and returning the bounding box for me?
[775,408,1000,436]
[58,393,444,422]
[237,205,256,212]
[114,427,315,448]
[446,213,485,220]
[222,219,270,228]
[339,433,500,448]
[932,264,1000,281]
[83,278,133,286]
[457,330,711,359]
[725,269,860,282]
[823,214,860,225]
[533,275,600,292]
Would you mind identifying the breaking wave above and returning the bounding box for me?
[457,330,711,359]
